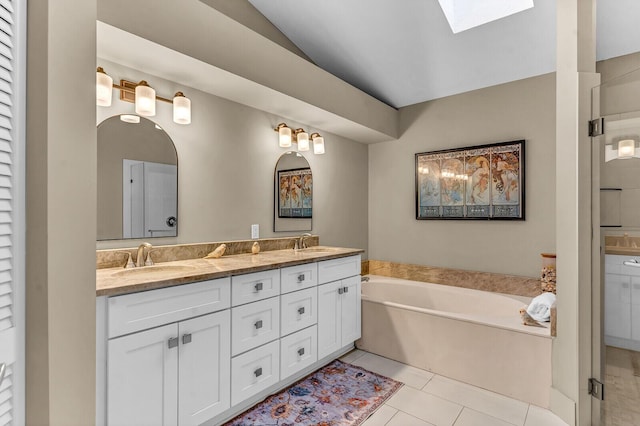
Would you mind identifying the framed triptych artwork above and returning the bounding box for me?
[416,140,525,220]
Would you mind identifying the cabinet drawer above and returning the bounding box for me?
[231,269,280,307]
[280,325,317,381]
[231,340,280,406]
[281,287,317,337]
[318,255,361,284]
[108,278,231,338]
[281,263,318,294]
[232,297,280,356]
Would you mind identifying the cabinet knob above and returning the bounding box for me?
[338,287,344,295]
[297,348,305,356]
[343,286,349,293]
[254,282,263,292]
[255,320,263,330]
[168,337,179,349]
[298,274,305,282]
[254,367,263,377]
[298,307,305,315]
[182,333,192,345]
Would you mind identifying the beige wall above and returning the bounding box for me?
[368,73,556,278]
[26,0,97,424]
[96,61,369,254]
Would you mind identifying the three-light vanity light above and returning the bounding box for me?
[96,67,192,125]
[274,123,325,155]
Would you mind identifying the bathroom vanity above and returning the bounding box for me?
[604,252,640,351]
[95,246,362,426]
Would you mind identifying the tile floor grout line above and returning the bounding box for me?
[451,405,464,426]
[522,403,531,426]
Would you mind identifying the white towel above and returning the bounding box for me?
[526,292,556,322]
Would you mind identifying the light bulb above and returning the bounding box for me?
[297,131,309,151]
[173,92,191,124]
[311,133,325,154]
[278,125,292,148]
[135,81,156,116]
[618,139,635,159]
[96,67,113,107]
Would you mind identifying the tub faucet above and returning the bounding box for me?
[136,242,153,267]
[296,233,312,250]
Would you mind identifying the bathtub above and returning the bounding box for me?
[356,275,551,407]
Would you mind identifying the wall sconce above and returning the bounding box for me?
[96,67,192,125]
[605,137,640,162]
[274,123,325,154]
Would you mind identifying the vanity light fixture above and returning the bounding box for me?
[96,67,192,125]
[273,123,325,154]
[604,138,640,162]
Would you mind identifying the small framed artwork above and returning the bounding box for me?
[278,167,313,218]
[416,140,525,220]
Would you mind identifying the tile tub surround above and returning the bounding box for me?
[96,236,320,269]
[96,243,363,297]
[367,260,541,297]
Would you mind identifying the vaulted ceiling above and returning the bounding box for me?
[247,0,640,108]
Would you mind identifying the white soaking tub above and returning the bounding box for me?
[357,275,551,407]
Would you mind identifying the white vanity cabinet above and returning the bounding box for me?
[317,256,362,359]
[98,252,363,426]
[102,278,232,426]
[604,254,640,350]
[108,310,230,426]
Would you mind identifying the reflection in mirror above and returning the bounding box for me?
[274,152,312,232]
[97,115,178,240]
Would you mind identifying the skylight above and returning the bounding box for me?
[438,0,534,33]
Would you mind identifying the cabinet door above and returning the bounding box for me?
[605,274,631,339]
[341,276,361,345]
[632,277,640,341]
[317,280,341,359]
[178,310,231,426]
[108,324,178,426]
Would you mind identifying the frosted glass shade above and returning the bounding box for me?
[297,131,309,151]
[135,82,156,116]
[120,114,140,124]
[279,126,292,148]
[618,139,635,159]
[173,93,191,124]
[96,69,113,107]
[312,135,325,154]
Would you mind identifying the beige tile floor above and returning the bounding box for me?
[602,346,640,426]
[340,350,568,426]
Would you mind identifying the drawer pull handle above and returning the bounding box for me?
[254,282,263,292]
[254,367,263,377]
[343,286,349,293]
[298,307,305,315]
[298,348,305,356]
[338,287,344,295]
[168,337,179,349]
[298,274,305,282]
[622,283,630,288]
[182,333,192,345]
[255,320,263,329]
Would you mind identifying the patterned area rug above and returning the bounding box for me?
[225,359,403,426]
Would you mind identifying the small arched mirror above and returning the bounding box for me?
[274,152,312,232]
[97,115,178,240]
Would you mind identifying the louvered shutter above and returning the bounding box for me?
[0,0,23,425]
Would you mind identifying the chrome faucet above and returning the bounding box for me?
[297,233,313,250]
[136,242,153,267]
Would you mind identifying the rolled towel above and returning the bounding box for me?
[526,292,556,322]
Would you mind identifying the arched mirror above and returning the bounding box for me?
[97,115,178,240]
[274,152,312,232]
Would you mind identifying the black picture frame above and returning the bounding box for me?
[416,140,525,220]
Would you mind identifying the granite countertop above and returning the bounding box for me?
[96,246,364,297]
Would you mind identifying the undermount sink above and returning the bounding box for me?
[298,247,337,254]
[111,264,196,277]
